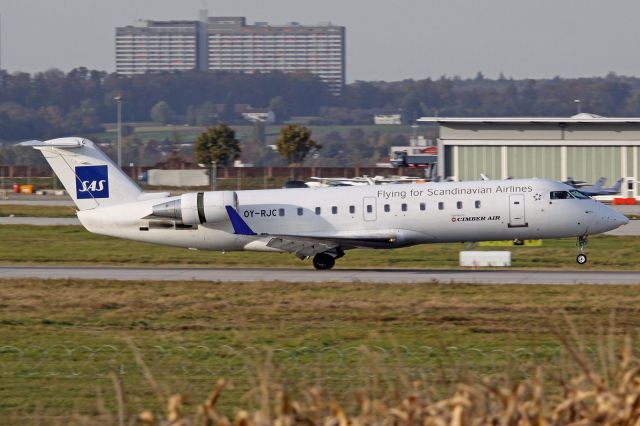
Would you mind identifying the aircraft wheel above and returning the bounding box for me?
[313,253,335,270]
[576,254,587,265]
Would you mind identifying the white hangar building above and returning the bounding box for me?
[418,114,640,198]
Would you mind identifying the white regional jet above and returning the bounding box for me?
[22,138,629,268]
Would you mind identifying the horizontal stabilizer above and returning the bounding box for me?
[20,139,84,149]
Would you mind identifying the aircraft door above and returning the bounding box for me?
[508,194,528,228]
[363,197,377,221]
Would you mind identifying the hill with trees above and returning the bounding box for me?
[2,69,640,142]
[3,69,640,167]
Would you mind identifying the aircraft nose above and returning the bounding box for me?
[615,211,630,227]
[602,208,628,230]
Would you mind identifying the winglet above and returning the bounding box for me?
[225,206,256,235]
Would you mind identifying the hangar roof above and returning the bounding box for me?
[417,114,640,124]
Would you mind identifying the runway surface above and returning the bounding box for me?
[0,196,74,206]
[1,266,639,284]
[604,220,640,236]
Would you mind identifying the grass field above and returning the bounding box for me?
[0,224,638,269]
[1,278,639,421]
[0,204,76,218]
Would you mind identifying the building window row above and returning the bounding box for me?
[119,36,197,40]
[116,40,196,44]
[209,57,342,61]
[209,59,341,64]
[208,49,342,53]
[117,53,196,57]
[209,65,341,71]
[208,51,342,56]
[117,36,197,40]
[208,41,342,45]
[209,34,342,39]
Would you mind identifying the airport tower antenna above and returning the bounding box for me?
[114,95,122,168]
[574,99,582,114]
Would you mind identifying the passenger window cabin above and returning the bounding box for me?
[349,205,355,214]
[457,201,463,209]
[332,206,338,214]
[420,202,426,211]
[384,204,390,213]
[297,207,303,216]
[366,205,373,213]
[279,208,285,217]
[475,200,481,208]
[315,207,321,215]
[438,202,444,210]
[401,203,407,212]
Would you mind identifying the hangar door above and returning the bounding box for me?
[566,146,622,187]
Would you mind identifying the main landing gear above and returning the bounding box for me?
[576,235,588,265]
[313,253,335,270]
[312,249,344,270]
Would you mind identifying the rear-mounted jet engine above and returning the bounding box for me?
[149,191,238,225]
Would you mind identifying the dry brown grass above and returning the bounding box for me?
[68,335,640,425]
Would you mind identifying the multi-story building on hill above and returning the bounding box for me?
[116,14,345,94]
[115,20,201,75]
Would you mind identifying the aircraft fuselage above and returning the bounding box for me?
[78,178,626,253]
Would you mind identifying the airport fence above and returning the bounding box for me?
[0,165,426,192]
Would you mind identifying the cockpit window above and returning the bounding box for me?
[550,191,572,200]
[569,190,591,199]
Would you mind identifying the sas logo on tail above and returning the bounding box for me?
[75,165,109,199]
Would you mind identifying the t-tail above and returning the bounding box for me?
[607,178,624,194]
[20,137,143,210]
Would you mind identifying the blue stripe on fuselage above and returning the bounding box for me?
[225,206,256,235]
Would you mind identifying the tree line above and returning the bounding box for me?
[0,68,331,141]
[343,72,640,122]
[3,69,640,142]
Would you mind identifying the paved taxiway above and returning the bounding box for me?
[1,266,639,284]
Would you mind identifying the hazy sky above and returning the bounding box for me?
[3,0,640,82]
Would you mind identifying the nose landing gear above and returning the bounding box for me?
[576,235,588,264]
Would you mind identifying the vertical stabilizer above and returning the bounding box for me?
[21,137,142,210]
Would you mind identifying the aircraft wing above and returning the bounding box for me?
[265,237,337,258]
[225,206,397,258]
[264,232,398,258]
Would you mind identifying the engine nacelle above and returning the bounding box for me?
[151,191,238,225]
